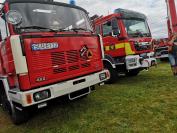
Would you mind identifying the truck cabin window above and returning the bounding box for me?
[102,19,120,37]
[95,25,101,34]
[0,14,8,40]
[9,3,93,33]
[112,19,120,35]
[123,19,151,38]
[103,21,112,36]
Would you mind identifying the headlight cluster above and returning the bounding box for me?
[99,73,107,81]
[33,90,51,102]
[127,58,137,63]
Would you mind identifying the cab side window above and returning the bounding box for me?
[102,19,120,37]
[0,12,8,41]
[95,25,101,34]
[112,19,120,35]
[102,21,112,36]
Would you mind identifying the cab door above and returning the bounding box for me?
[101,18,125,57]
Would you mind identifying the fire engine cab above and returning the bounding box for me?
[94,9,156,83]
[0,0,109,124]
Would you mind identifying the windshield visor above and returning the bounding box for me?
[123,19,151,38]
[10,3,92,33]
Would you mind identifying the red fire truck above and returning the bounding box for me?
[166,0,177,38]
[93,9,156,83]
[0,0,109,124]
[154,38,169,60]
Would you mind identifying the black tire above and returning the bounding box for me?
[151,60,156,66]
[126,69,140,77]
[160,58,168,62]
[104,63,118,84]
[0,89,29,125]
[11,105,29,125]
[0,90,11,113]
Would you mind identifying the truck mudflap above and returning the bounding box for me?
[8,70,110,107]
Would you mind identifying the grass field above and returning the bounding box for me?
[1,62,177,133]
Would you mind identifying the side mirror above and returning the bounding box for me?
[106,21,111,26]
[112,28,120,37]
[0,31,2,42]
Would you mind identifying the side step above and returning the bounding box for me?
[68,87,91,100]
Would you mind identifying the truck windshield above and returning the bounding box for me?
[10,3,92,33]
[123,19,151,38]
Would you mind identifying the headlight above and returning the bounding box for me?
[127,58,137,63]
[99,73,107,81]
[5,10,22,25]
[140,53,147,57]
[33,90,51,102]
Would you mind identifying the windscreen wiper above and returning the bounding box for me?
[70,28,93,33]
[143,33,151,37]
[18,26,58,32]
[135,32,144,37]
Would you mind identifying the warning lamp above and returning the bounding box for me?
[70,0,76,5]
[26,94,32,104]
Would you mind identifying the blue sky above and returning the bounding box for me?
[1,0,177,38]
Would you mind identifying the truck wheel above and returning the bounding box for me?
[151,60,156,66]
[0,89,29,125]
[104,63,118,84]
[11,104,29,125]
[160,58,168,61]
[126,69,140,77]
[0,90,11,113]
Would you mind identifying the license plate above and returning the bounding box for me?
[31,42,59,51]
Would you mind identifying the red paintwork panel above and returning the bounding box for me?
[0,37,16,88]
[22,35,103,90]
[18,75,31,90]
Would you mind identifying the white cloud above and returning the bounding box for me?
[1,0,177,39]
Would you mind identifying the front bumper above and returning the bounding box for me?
[8,70,109,107]
[155,54,168,59]
[125,52,157,70]
[141,52,157,68]
[125,55,141,70]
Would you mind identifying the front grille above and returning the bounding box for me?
[69,65,80,71]
[155,47,168,52]
[51,52,65,66]
[135,44,151,51]
[161,51,168,55]
[81,63,91,68]
[53,68,67,74]
[50,50,91,74]
[66,50,79,63]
